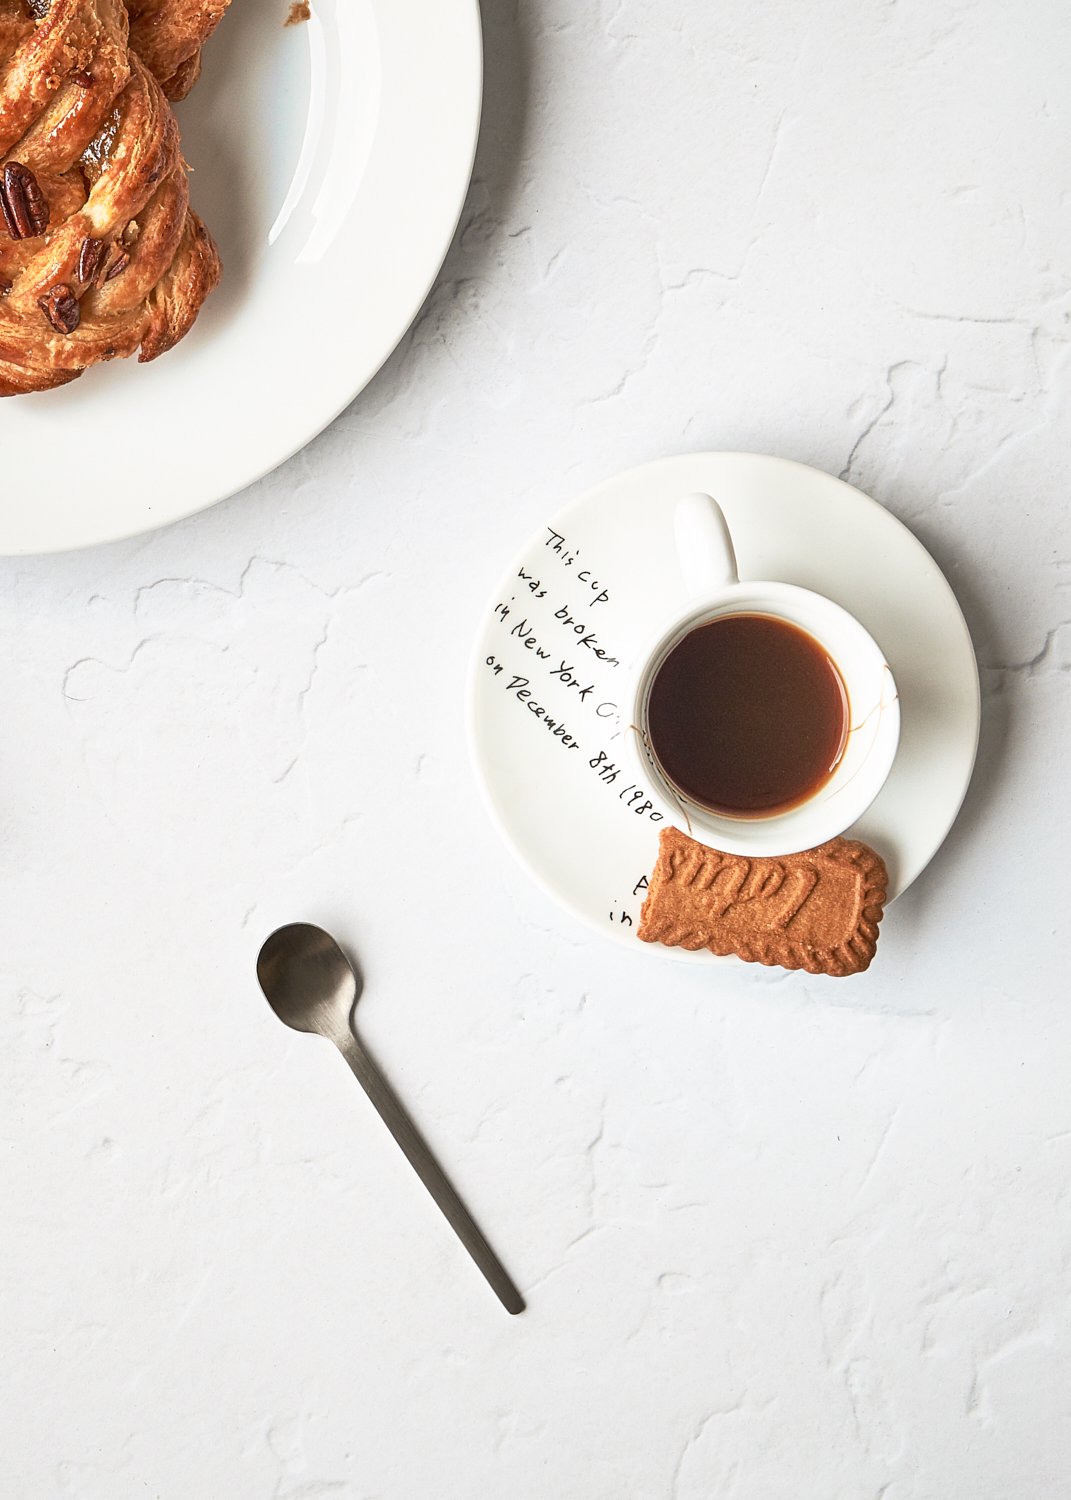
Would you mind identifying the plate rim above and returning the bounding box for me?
[466,450,982,962]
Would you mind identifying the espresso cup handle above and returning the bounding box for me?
[674,493,739,595]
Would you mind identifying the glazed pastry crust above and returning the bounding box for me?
[125,0,230,100]
[0,0,220,395]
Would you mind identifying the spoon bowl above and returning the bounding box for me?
[257,922,360,1041]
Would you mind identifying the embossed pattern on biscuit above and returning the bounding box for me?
[637,826,887,976]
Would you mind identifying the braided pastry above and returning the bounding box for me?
[125,0,230,100]
[0,0,220,396]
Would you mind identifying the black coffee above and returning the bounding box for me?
[646,613,848,817]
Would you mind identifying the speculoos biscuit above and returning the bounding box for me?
[637,826,887,976]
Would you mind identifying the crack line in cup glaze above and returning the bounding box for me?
[624,493,901,859]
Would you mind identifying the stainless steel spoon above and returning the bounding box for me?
[256,923,524,1315]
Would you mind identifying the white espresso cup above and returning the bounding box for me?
[626,493,900,857]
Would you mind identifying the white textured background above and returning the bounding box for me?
[3,1,1071,1496]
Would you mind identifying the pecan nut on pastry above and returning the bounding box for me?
[124,0,231,100]
[0,0,221,396]
[1,160,49,236]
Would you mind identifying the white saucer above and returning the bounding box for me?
[468,453,980,961]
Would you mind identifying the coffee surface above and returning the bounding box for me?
[646,613,848,816]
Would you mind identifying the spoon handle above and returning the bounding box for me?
[337,1032,525,1315]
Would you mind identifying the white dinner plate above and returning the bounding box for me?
[468,453,981,963]
[0,0,483,555]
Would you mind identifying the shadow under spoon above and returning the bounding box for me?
[256,922,525,1315]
